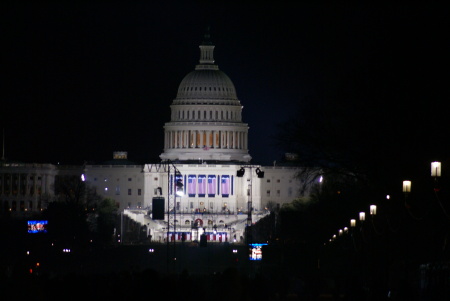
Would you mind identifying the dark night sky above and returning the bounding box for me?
[1,2,449,167]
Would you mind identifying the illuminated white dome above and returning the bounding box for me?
[160,34,251,163]
[175,69,238,103]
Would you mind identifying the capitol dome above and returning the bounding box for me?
[173,35,239,105]
[160,34,251,163]
[175,69,238,102]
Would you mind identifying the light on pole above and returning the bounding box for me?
[359,212,366,222]
[431,161,441,178]
[236,165,265,247]
[402,180,412,193]
[370,205,377,216]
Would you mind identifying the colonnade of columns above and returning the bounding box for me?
[164,129,248,150]
[0,173,49,196]
[0,173,52,212]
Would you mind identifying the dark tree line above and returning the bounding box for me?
[267,17,450,298]
[43,174,118,248]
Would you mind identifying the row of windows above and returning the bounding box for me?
[180,86,232,92]
[266,179,292,183]
[0,188,42,196]
[0,175,43,181]
[174,109,240,121]
[266,188,293,197]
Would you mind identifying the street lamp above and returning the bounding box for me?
[431,161,441,178]
[236,165,265,246]
[359,212,366,222]
[370,205,377,216]
[402,180,412,194]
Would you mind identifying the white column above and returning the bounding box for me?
[237,132,240,149]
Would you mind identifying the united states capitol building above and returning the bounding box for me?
[1,35,309,244]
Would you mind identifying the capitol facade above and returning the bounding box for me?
[1,35,307,244]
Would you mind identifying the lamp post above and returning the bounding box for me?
[164,160,183,273]
[402,180,411,194]
[359,212,366,222]
[324,161,450,299]
[431,161,442,192]
[431,161,441,178]
[370,205,377,216]
[236,166,264,247]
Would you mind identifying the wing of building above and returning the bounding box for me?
[0,34,311,244]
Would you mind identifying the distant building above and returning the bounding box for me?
[0,161,57,215]
[1,34,309,243]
